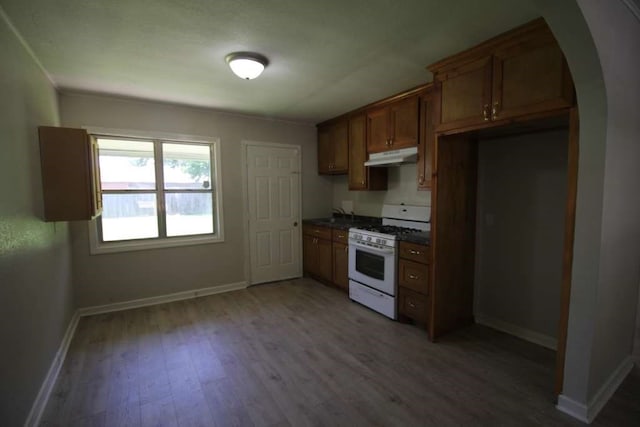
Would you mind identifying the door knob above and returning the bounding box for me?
[293,222,298,227]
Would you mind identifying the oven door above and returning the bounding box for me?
[348,240,396,296]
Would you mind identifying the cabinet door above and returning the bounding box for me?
[366,107,390,153]
[332,242,349,290]
[418,90,438,190]
[331,120,349,173]
[303,235,317,275]
[39,126,102,221]
[316,238,333,282]
[317,126,332,175]
[438,56,492,132]
[349,114,388,191]
[492,32,573,121]
[389,95,419,149]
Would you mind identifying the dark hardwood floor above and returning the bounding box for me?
[40,278,639,426]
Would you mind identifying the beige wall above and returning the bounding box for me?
[59,92,330,307]
[331,163,430,217]
[0,10,73,426]
[474,130,568,342]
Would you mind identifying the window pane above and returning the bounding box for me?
[163,143,212,190]
[101,193,159,241]
[165,193,214,237]
[98,138,156,190]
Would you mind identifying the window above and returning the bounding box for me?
[89,133,224,254]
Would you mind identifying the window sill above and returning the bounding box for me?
[89,231,224,255]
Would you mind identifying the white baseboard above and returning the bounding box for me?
[475,313,557,350]
[77,281,247,316]
[26,281,246,426]
[557,356,634,423]
[24,311,80,427]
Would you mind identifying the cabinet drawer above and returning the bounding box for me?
[399,241,430,264]
[398,287,429,324]
[332,228,348,244]
[398,259,429,294]
[303,224,332,240]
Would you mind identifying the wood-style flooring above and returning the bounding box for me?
[41,278,640,426]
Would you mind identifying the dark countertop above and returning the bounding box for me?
[398,230,431,246]
[303,215,380,230]
[303,216,430,245]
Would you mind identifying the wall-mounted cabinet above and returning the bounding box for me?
[318,119,349,175]
[417,88,438,190]
[367,95,419,153]
[39,126,102,221]
[348,114,387,191]
[430,18,574,133]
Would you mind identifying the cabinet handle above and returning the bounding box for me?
[483,104,490,121]
[361,180,365,185]
[492,102,500,119]
[408,302,416,308]
[419,176,424,184]
[409,274,419,280]
[344,245,348,252]
[409,250,421,255]
[389,138,394,146]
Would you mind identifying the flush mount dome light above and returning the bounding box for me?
[225,52,269,80]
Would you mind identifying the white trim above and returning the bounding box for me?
[24,311,80,427]
[84,127,225,255]
[0,6,56,88]
[77,281,247,316]
[475,313,558,350]
[556,395,589,423]
[622,0,640,22]
[241,140,303,286]
[557,356,634,423]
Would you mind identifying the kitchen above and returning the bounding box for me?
[2,1,636,426]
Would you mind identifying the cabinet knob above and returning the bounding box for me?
[409,250,421,255]
[492,102,500,119]
[419,176,424,184]
[409,274,419,280]
[408,302,416,308]
[344,245,348,252]
[483,104,490,121]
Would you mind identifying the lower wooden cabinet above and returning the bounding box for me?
[303,224,350,291]
[398,241,431,329]
[303,233,332,282]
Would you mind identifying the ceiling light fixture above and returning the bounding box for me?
[225,52,269,80]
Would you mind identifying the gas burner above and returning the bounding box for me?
[358,225,421,236]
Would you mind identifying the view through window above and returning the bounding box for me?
[96,136,219,246]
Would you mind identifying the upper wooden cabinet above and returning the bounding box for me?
[366,95,419,153]
[39,126,102,221]
[417,87,438,190]
[348,114,387,191]
[317,119,349,175]
[429,18,574,133]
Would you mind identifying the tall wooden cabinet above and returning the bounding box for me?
[430,18,573,133]
[39,126,102,221]
[318,119,349,174]
[348,114,387,191]
[417,88,438,190]
[303,225,333,282]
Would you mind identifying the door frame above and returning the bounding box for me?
[241,140,303,286]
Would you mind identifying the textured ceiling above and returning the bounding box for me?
[1,0,539,123]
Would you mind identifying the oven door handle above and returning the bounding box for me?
[349,239,395,255]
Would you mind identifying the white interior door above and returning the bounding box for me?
[246,144,301,285]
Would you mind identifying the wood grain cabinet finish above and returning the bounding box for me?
[366,95,419,154]
[417,89,438,190]
[303,224,338,284]
[317,119,348,175]
[430,18,574,133]
[348,114,387,191]
[39,126,102,221]
[332,229,349,290]
[397,241,430,326]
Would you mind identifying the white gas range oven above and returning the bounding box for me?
[348,204,430,319]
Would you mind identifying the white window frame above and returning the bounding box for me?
[86,127,224,255]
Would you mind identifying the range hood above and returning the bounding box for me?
[364,146,418,167]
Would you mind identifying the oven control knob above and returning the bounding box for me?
[367,236,371,241]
